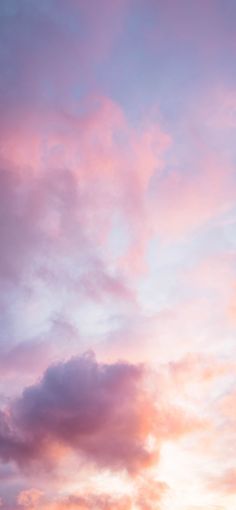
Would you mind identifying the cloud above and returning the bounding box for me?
[0,91,170,284]
[50,494,132,510]
[219,387,236,423]
[135,477,168,510]
[16,476,168,510]
[208,468,236,495]
[0,91,170,381]
[1,1,235,505]
[17,488,44,509]
[228,285,236,325]
[0,353,201,475]
[17,491,132,510]
[151,150,235,239]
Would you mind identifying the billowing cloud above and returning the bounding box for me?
[0,353,201,475]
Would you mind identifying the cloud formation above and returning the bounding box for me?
[0,353,201,476]
[1,0,236,508]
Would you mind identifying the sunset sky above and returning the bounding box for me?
[0,1,236,509]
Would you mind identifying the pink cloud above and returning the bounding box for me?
[151,151,235,239]
[228,286,236,325]
[0,353,202,476]
[208,468,236,495]
[17,488,44,509]
[0,3,236,506]
[219,389,236,422]
[17,492,132,510]
[0,340,52,378]
[15,477,168,510]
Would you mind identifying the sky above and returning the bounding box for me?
[0,0,236,508]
